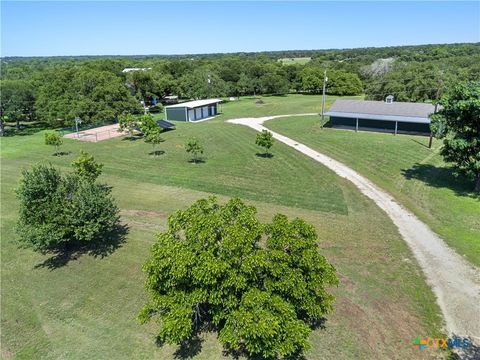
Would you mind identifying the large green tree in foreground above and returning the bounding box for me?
[430,81,480,192]
[139,197,338,358]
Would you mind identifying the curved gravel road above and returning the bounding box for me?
[227,114,480,345]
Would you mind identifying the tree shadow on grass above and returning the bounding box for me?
[149,150,166,156]
[122,135,143,141]
[187,159,206,164]
[34,223,128,270]
[4,122,50,137]
[173,336,203,359]
[53,151,71,156]
[223,344,308,360]
[255,153,274,159]
[410,138,430,149]
[401,163,479,199]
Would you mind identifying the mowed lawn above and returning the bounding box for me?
[212,94,362,119]
[1,95,446,359]
[266,115,480,267]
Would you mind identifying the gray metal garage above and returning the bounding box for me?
[164,99,222,122]
[325,98,436,135]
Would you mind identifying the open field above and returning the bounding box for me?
[278,57,312,65]
[1,95,447,359]
[266,115,480,267]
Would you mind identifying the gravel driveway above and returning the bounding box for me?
[228,114,480,345]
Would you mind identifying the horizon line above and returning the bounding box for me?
[2,41,478,59]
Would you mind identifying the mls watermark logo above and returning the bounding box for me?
[412,336,471,350]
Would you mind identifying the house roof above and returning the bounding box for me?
[325,99,436,123]
[165,99,222,109]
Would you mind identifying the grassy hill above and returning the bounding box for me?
[1,95,447,359]
[266,115,480,267]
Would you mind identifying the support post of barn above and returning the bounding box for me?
[355,118,358,132]
[394,121,398,135]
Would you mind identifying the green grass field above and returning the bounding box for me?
[1,95,447,359]
[266,115,480,267]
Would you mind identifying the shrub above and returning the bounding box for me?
[44,131,63,155]
[71,151,103,182]
[185,137,204,163]
[16,163,119,253]
[255,130,274,155]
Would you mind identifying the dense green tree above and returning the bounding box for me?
[138,114,158,134]
[15,164,119,253]
[301,67,324,94]
[260,72,289,95]
[2,43,479,130]
[125,70,164,106]
[185,137,204,163]
[44,131,63,155]
[236,73,255,96]
[35,68,141,126]
[0,79,36,129]
[179,69,226,99]
[284,64,302,92]
[71,151,103,182]
[430,81,480,192]
[327,70,363,96]
[139,197,337,358]
[255,130,274,156]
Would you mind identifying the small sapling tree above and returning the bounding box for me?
[119,113,138,137]
[255,130,274,156]
[71,151,104,182]
[45,131,63,155]
[144,128,164,156]
[185,137,204,163]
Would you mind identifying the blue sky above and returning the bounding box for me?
[1,1,479,56]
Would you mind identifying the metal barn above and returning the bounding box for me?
[326,98,436,135]
[164,99,222,122]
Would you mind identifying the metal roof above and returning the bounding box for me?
[325,111,430,124]
[165,99,222,109]
[327,99,436,120]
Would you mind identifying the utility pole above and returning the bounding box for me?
[429,77,444,149]
[321,70,328,125]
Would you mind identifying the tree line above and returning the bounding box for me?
[1,43,479,132]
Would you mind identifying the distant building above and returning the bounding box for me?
[122,67,152,73]
[164,99,222,122]
[326,98,436,134]
[161,95,179,105]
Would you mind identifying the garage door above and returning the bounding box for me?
[195,108,202,120]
